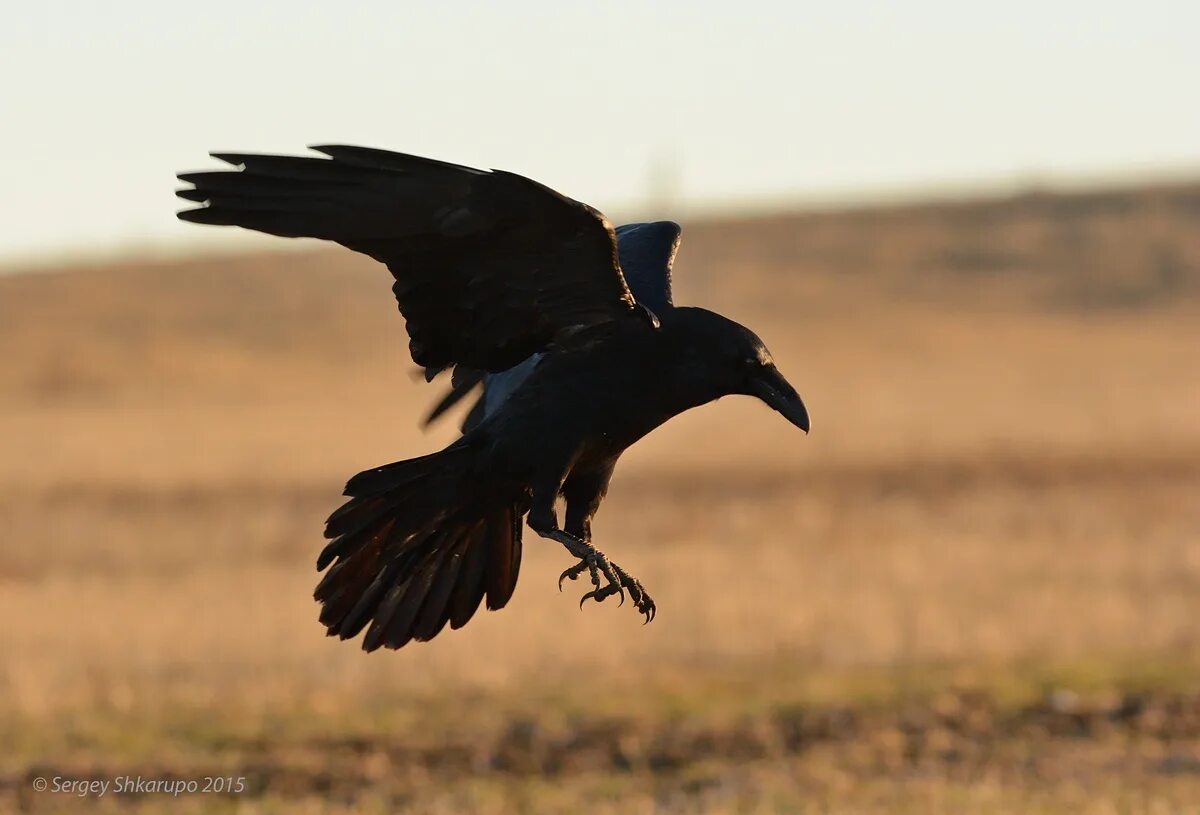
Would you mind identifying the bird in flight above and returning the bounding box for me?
[176,145,809,651]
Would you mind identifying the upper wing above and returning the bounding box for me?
[423,221,684,431]
[614,221,681,314]
[177,145,638,372]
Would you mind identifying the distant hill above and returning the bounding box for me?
[2,179,1198,404]
[677,179,1200,315]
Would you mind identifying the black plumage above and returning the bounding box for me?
[422,220,684,432]
[177,145,809,650]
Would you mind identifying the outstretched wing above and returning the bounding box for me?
[424,221,684,431]
[177,145,638,373]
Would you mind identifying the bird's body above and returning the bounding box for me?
[485,312,712,474]
[177,145,809,650]
[470,309,770,531]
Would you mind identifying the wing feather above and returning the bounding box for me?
[177,145,637,371]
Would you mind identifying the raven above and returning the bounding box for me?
[176,145,809,650]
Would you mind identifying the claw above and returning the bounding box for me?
[551,534,652,623]
[580,584,624,607]
[596,562,624,605]
[624,581,643,607]
[558,561,587,591]
[579,588,604,608]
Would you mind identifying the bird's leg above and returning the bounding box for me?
[560,471,656,622]
[527,511,624,605]
[526,464,656,622]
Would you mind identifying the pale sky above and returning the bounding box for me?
[2,1,1198,264]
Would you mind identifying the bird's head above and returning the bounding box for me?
[664,308,810,433]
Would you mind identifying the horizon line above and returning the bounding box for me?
[4,160,1199,275]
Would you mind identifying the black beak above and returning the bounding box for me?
[751,366,810,433]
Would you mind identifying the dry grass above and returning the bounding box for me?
[2,181,1200,812]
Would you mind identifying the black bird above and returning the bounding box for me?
[176,145,809,651]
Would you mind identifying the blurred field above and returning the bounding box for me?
[2,181,1200,813]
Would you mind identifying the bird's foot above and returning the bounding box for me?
[548,530,656,623]
[608,560,656,623]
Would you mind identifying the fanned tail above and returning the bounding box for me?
[315,444,522,651]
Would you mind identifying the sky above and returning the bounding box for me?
[2,1,1198,264]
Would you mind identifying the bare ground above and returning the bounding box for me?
[3,180,1200,813]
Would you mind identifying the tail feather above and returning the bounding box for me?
[336,541,407,640]
[323,494,388,538]
[411,523,476,641]
[369,549,440,651]
[317,503,395,570]
[448,523,490,629]
[316,445,523,651]
[342,448,449,496]
[485,506,522,610]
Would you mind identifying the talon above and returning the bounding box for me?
[635,595,656,624]
[551,534,652,623]
[558,562,586,591]
[580,583,625,607]
[596,562,624,605]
